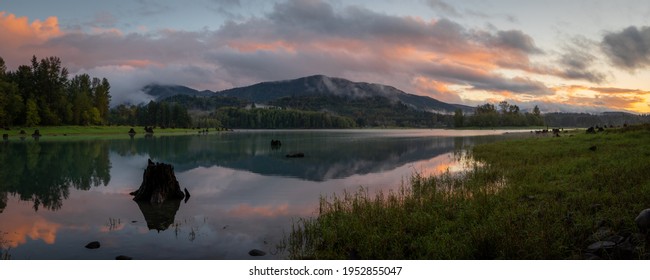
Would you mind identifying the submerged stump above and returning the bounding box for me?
[130,159,184,204]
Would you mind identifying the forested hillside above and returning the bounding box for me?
[0,56,111,127]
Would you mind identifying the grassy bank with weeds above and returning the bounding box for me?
[288,124,650,259]
[1,125,197,141]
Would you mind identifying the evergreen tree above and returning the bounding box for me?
[25,98,40,126]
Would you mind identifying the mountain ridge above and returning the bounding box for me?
[215,75,473,113]
[142,75,473,114]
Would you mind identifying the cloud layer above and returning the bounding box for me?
[1,1,650,112]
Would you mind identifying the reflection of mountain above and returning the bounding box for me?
[0,131,512,214]
[113,132,506,181]
[0,140,111,211]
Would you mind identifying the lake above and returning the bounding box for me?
[0,129,526,259]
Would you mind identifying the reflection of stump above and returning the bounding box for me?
[130,159,184,204]
[136,199,181,231]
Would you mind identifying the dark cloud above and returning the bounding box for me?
[601,25,650,70]
[555,36,606,83]
[490,30,543,54]
[135,0,173,16]
[425,0,461,17]
[418,62,554,95]
[558,50,606,83]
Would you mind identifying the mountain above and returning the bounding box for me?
[142,84,214,100]
[216,75,473,113]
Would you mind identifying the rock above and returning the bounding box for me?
[589,227,614,242]
[249,249,266,256]
[586,240,616,253]
[115,255,132,260]
[128,128,136,134]
[85,241,101,249]
[635,208,650,233]
[286,152,305,158]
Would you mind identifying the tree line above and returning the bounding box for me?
[210,107,357,129]
[454,101,545,127]
[109,101,192,128]
[0,56,111,127]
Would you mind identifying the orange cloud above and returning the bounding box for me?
[0,11,63,67]
[228,203,289,218]
[0,11,61,40]
[2,217,61,247]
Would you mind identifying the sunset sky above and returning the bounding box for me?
[2,0,650,112]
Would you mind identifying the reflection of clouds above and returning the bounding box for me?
[229,203,289,218]
[0,203,61,247]
[0,131,525,259]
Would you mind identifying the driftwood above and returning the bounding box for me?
[130,159,184,204]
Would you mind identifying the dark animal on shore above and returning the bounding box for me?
[589,145,597,151]
[586,127,596,134]
[597,126,605,132]
[128,128,136,134]
[271,139,282,147]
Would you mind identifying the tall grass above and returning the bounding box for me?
[288,125,650,259]
[1,232,10,260]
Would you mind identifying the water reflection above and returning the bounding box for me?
[0,140,110,211]
[136,200,182,231]
[0,129,524,259]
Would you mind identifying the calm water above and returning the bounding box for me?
[0,129,524,259]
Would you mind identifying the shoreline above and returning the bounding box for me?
[288,124,650,259]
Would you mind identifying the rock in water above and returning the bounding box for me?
[635,209,650,233]
[249,249,267,256]
[85,241,101,249]
[131,160,184,204]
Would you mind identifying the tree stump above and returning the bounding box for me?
[130,159,184,204]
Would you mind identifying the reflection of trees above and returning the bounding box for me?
[0,140,111,211]
[109,133,518,181]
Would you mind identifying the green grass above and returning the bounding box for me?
[1,125,199,141]
[287,124,650,259]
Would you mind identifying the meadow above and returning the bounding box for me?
[287,125,650,259]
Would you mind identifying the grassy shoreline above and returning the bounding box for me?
[287,124,650,259]
[0,125,198,141]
